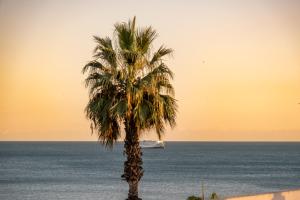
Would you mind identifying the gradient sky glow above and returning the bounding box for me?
[1,0,300,141]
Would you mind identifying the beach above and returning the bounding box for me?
[225,188,300,200]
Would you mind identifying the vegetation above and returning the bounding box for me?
[187,196,202,200]
[83,17,177,200]
[210,192,219,199]
[187,192,219,200]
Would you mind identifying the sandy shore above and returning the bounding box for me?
[225,188,300,200]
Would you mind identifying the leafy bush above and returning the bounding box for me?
[186,192,219,200]
[210,192,218,199]
[186,196,202,200]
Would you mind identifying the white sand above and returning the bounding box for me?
[225,189,300,200]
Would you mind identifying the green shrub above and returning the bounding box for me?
[186,196,202,200]
[210,192,218,199]
[186,192,219,200]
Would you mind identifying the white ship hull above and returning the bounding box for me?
[140,141,165,149]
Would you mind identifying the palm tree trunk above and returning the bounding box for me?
[122,118,143,200]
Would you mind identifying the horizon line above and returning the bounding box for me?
[1,140,300,142]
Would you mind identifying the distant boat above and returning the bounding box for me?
[140,140,165,149]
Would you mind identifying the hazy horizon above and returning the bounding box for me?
[1,140,300,142]
[1,0,300,141]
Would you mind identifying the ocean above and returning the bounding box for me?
[0,142,299,200]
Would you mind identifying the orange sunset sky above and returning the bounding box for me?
[1,0,300,141]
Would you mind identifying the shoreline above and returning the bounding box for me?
[225,188,300,200]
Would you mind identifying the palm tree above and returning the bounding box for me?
[82,17,177,200]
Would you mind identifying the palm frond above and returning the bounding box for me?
[114,18,136,51]
[136,26,157,54]
[82,60,109,74]
[150,46,173,65]
[84,72,112,88]
[93,36,117,68]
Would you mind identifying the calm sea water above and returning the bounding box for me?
[0,142,300,200]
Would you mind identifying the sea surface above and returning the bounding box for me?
[0,142,300,200]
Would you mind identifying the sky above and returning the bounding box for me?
[0,0,300,141]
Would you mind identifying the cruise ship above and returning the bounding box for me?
[140,140,165,149]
